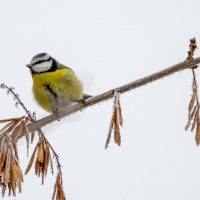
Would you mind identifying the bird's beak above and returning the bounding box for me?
[26,64,32,69]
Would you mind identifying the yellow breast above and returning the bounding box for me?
[32,68,83,112]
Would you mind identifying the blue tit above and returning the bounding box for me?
[26,53,91,113]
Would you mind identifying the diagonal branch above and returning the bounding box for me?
[1,57,200,141]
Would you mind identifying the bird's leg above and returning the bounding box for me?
[76,94,93,104]
[76,99,86,104]
[52,108,61,121]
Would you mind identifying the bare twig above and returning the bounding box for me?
[0,85,32,119]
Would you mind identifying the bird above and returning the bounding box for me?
[26,53,92,113]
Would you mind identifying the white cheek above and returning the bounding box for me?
[33,60,53,73]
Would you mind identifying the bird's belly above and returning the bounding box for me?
[33,85,55,112]
[32,70,83,112]
[33,86,76,112]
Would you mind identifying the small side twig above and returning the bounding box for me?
[187,37,198,61]
[0,84,32,119]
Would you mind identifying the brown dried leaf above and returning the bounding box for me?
[196,117,200,145]
[113,110,119,142]
[2,185,6,197]
[11,162,18,182]
[0,121,15,134]
[105,115,114,149]
[105,91,123,148]
[49,152,54,175]
[189,105,198,121]
[185,120,190,131]
[114,118,121,146]
[105,128,113,149]
[6,119,22,135]
[12,123,23,143]
[52,175,61,200]
[0,140,8,172]
[13,158,23,182]
[43,144,50,176]
[25,144,38,175]
[2,186,6,197]
[17,178,22,193]
[4,148,11,184]
[35,160,40,176]
[56,184,66,200]
[193,83,197,93]
[0,139,23,197]
[189,93,196,112]
[118,100,123,126]
[0,136,6,153]
[37,138,44,163]
[10,172,16,196]
[185,105,198,130]
[114,108,121,146]
[191,111,199,132]
[0,118,21,123]
[12,143,19,161]
[8,182,12,196]
[10,159,23,195]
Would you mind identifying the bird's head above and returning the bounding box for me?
[26,53,58,73]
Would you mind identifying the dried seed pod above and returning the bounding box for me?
[0,136,23,197]
[52,174,66,200]
[25,144,38,175]
[105,91,123,148]
[12,122,23,143]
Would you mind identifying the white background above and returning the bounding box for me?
[0,0,200,199]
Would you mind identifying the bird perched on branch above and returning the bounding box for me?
[26,53,92,113]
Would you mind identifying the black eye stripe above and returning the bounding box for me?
[32,57,51,65]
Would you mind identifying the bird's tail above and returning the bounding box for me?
[83,93,93,100]
[75,93,92,104]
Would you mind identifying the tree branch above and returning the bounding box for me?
[1,57,200,141]
[27,58,200,130]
